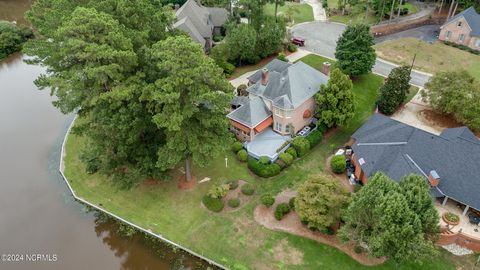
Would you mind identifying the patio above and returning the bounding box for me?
[245,128,291,161]
[436,199,480,239]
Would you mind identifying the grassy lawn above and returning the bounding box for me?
[64,54,466,270]
[374,37,480,81]
[264,2,314,24]
[329,11,378,25]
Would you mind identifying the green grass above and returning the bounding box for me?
[64,54,464,270]
[264,2,314,24]
[375,38,480,81]
[329,12,378,25]
[405,86,419,104]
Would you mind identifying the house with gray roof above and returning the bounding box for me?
[439,6,480,50]
[351,113,480,215]
[173,0,228,51]
[227,59,328,145]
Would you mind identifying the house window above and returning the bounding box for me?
[274,107,285,117]
[285,123,292,134]
[476,39,480,47]
[285,110,293,118]
[275,122,283,132]
[446,31,452,39]
[459,33,465,42]
[457,21,462,27]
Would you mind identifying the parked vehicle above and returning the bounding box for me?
[292,37,305,46]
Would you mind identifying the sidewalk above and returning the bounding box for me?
[301,0,327,21]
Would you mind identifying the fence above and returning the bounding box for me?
[58,115,228,270]
[370,10,448,37]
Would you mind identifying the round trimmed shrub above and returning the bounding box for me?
[202,195,224,212]
[291,137,310,157]
[259,156,270,165]
[236,84,248,96]
[260,193,275,208]
[207,184,230,199]
[225,179,239,190]
[277,52,287,62]
[274,203,291,220]
[228,198,241,208]
[330,155,346,174]
[287,43,297,52]
[279,152,293,166]
[286,147,297,159]
[241,183,255,195]
[237,149,247,162]
[289,197,296,210]
[232,141,243,153]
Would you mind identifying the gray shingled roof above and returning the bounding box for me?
[352,114,480,211]
[247,59,292,83]
[248,61,328,109]
[206,7,228,27]
[444,6,480,37]
[227,96,272,128]
[173,17,206,47]
[175,0,213,38]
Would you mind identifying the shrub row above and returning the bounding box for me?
[305,130,323,147]
[444,41,480,55]
[291,136,310,157]
[247,157,281,177]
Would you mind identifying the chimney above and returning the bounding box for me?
[322,62,331,76]
[261,68,269,86]
[428,170,440,187]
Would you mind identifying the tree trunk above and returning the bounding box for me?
[380,0,387,22]
[438,0,444,14]
[447,0,455,20]
[185,158,192,182]
[452,1,458,18]
[365,1,369,20]
[275,0,278,22]
[389,0,396,22]
[397,0,403,17]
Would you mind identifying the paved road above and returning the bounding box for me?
[375,24,440,44]
[291,21,432,87]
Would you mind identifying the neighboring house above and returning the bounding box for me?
[439,6,480,50]
[173,0,228,51]
[227,59,329,143]
[351,113,480,216]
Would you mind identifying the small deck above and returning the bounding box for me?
[245,128,290,161]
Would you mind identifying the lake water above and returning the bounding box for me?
[0,1,213,269]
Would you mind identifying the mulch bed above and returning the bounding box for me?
[325,155,354,193]
[253,190,386,266]
[221,180,252,213]
[178,175,197,190]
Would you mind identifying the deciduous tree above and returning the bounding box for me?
[226,23,258,65]
[422,70,480,131]
[296,174,349,230]
[315,68,355,128]
[335,24,376,76]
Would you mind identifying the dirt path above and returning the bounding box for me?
[254,191,385,266]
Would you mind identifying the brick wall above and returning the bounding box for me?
[438,229,480,252]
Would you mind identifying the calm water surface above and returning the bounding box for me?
[0,2,212,270]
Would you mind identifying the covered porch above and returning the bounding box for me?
[245,128,291,162]
[436,197,480,238]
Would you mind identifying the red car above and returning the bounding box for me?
[291,37,305,46]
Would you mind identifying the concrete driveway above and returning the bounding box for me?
[375,24,440,44]
[291,21,432,87]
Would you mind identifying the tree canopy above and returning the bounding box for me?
[422,70,480,131]
[315,68,355,128]
[377,65,411,115]
[25,0,233,187]
[295,174,349,230]
[338,173,439,263]
[335,24,376,76]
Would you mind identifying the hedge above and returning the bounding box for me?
[241,183,255,195]
[237,149,247,162]
[259,156,270,165]
[331,155,347,174]
[274,203,291,220]
[291,137,310,157]
[444,40,480,55]
[232,141,243,152]
[278,152,294,166]
[247,157,281,177]
[202,195,224,212]
[260,193,275,207]
[286,147,297,159]
[305,130,323,147]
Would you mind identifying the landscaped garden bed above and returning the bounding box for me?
[443,212,460,226]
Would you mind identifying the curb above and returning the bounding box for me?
[375,58,433,76]
[58,116,229,270]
